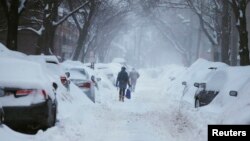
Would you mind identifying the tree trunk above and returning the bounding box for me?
[38,23,56,54]
[7,0,19,51]
[238,28,249,66]
[38,0,59,55]
[221,1,231,65]
[213,45,220,62]
[72,23,89,61]
[231,0,250,66]
[72,2,96,61]
[230,11,238,66]
[196,27,202,59]
[238,8,249,65]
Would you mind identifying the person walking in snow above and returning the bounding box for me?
[116,66,131,102]
[129,68,140,92]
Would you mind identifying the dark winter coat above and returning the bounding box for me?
[116,69,129,89]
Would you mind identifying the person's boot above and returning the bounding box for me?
[119,94,122,101]
[122,96,124,102]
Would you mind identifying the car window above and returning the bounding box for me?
[46,63,64,75]
[69,70,88,80]
[71,68,87,76]
[46,60,58,64]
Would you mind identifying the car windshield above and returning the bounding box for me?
[46,63,65,76]
[70,68,87,76]
[46,60,58,64]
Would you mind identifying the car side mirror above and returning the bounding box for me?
[91,75,96,82]
[229,91,237,97]
[182,81,187,86]
[194,83,199,87]
[65,72,70,78]
[208,67,217,70]
[52,82,58,91]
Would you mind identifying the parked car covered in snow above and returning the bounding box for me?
[93,63,116,85]
[28,55,71,92]
[61,60,99,103]
[193,82,219,108]
[0,57,58,130]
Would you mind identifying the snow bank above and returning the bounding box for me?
[165,58,250,125]
[0,43,27,59]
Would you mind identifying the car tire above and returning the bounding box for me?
[51,103,57,126]
[52,110,56,126]
[0,109,4,124]
[195,98,200,108]
[44,99,55,128]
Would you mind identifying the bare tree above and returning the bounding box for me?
[139,0,195,65]
[229,0,250,66]
[0,0,26,51]
[68,0,98,61]
[37,0,89,55]
[221,0,231,64]
[0,0,90,55]
[37,0,62,54]
[81,0,130,62]
[186,0,224,62]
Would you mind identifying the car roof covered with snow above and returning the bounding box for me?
[0,57,54,96]
[61,60,95,76]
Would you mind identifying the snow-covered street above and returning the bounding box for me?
[2,59,250,141]
[1,0,250,140]
[0,65,193,141]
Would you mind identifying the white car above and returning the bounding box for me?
[61,60,98,103]
[0,57,58,130]
[94,63,116,85]
[28,55,71,92]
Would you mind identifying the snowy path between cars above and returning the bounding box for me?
[1,66,212,141]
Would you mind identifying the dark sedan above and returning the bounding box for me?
[0,57,58,130]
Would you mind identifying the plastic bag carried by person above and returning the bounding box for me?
[125,88,131,99]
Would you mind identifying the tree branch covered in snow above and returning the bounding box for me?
[18,26,44,35]
[18,0,26,14]
[67,0,82,31]
[156,0,189,9]
[53,1,89,26]
[150,14,186,54]
[186,0,219,46]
